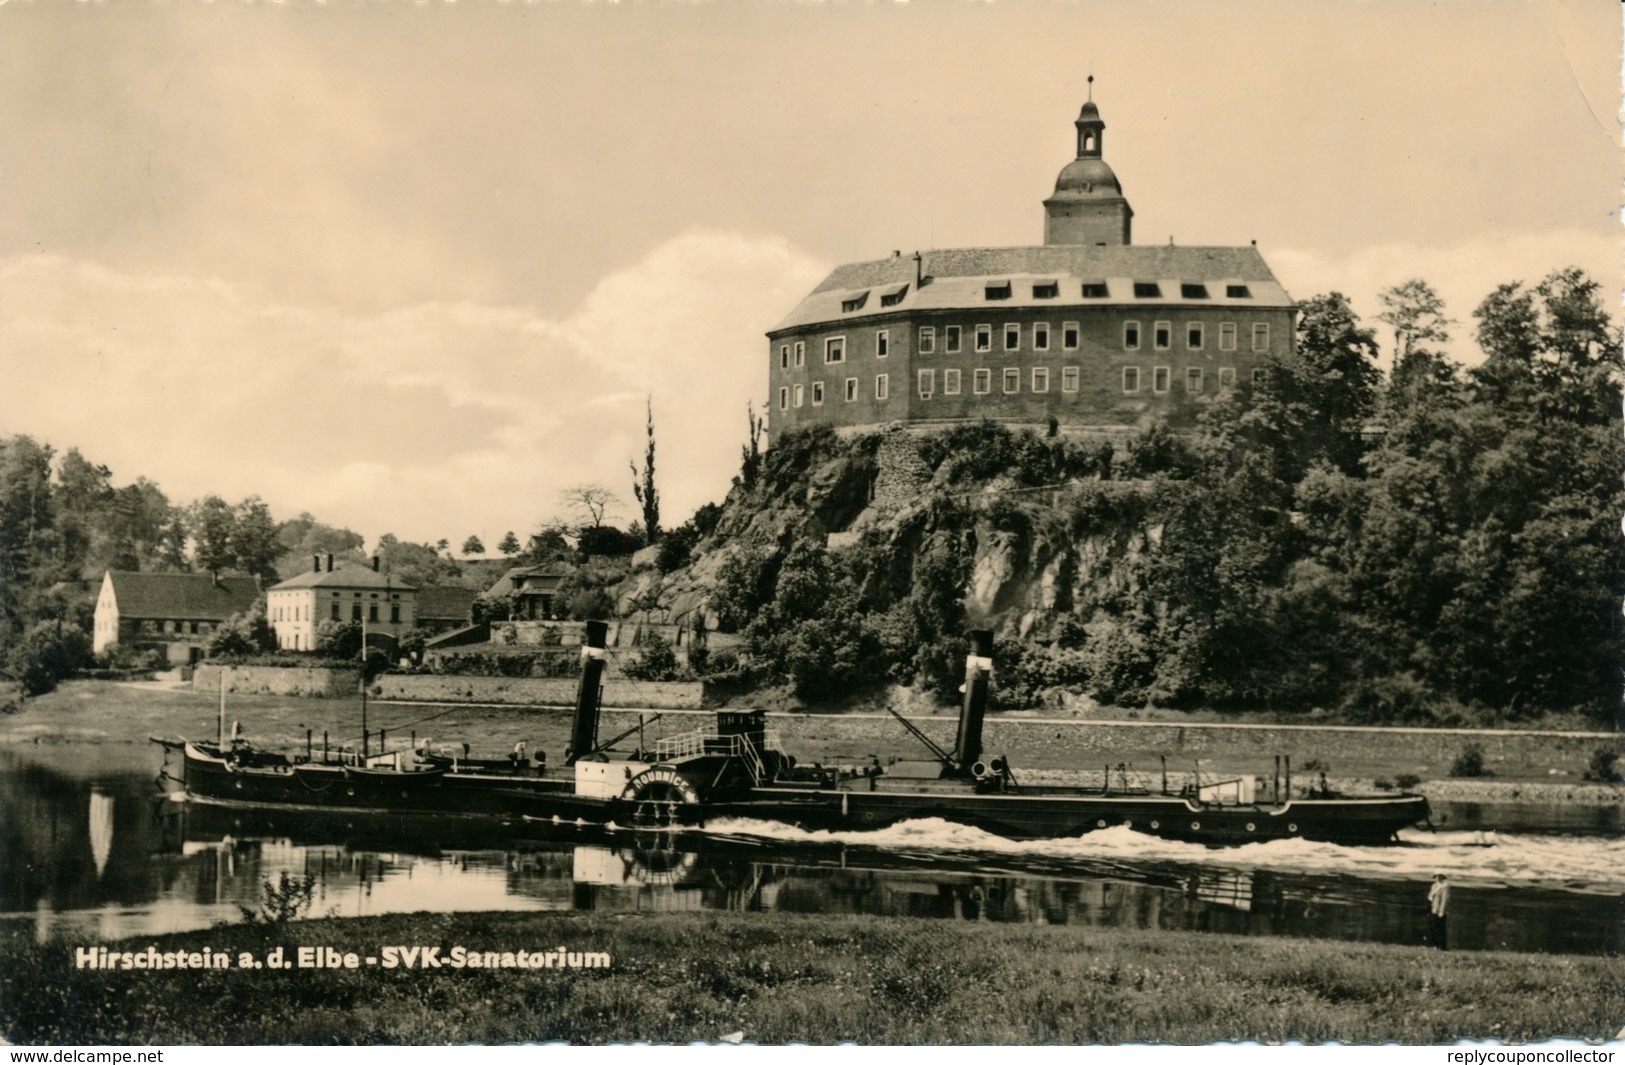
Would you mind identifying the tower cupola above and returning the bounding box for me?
[1043,79,1133,246]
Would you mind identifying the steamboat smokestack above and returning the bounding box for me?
[566,620,609,766]
[953,629,994,775]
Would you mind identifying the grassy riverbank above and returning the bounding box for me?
[2,910,1619,1045]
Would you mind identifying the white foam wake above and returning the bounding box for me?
[697,817,1625,892]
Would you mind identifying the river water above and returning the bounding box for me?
[1,748,1619,956]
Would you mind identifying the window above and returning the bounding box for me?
[1154,322,1171,350]
[811,382,824,406]
[352,603,362,621]
[1122,367,1140,392]
[1124,322,1141,350]
[1252,323,1270,351]
[780,345,789,370]
[1186,368,1204,393]
[1227,284,1252,299]
[918,369,935,398]
[1181,282,1209,299]
[1033,281,1059,299]
[880,284,909,307]
[875,374,889,400]
[1081,282,1109,298]
[1218,367,1236,388]
[973,369,991,394]
[825,336,846,364]
[1004,324,1020,352]
[919,326,936,353]
[975,325,992,352]
[331,603,340,621]
[945,325,962,353]
[1062,322,1080,350]
[845,377,859,402]
[793,383,804,408]
[1220,323,1237,351]
[778,387,789,411]
[390,604,401,623]
[794,341,805,367]
[368,603,379,623]
[1133,282,1161,298]
[1153,367,1170,393]
[944,369,961,395]
[1252,368,1269,386]
[1003,368,1020,394]
[985,282,1012,300]
[841,292,869,313]
[190,621,199,635]
[1032,367,1050,393]
[1062,366,1080,392]
[1033,323,1050,351]
[1187,323,1204,350]
[876,330,889,358]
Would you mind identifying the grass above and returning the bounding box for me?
[2,910,1620,1045]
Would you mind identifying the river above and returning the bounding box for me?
[1,746,1619,956]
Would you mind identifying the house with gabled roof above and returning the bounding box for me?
[267,553,416,653]
[92,570,261,664]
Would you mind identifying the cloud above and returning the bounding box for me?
[1,230,828,547]
[1269,229,1622,368]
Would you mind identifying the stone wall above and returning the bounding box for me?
[373,674,703,710]
[193,663,361,698]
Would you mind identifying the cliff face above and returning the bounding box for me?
[606,423,1165,706]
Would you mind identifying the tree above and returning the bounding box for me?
[739,402,767,488]
[4,620,92,696]
[461,535,485,556]
[0,437,58,629]
[524,524,572,563]
[558,483,619,531]
[629,396,661,542]
[315,619,363,659]
[208,601,276,657]
[1377,279,1457,402]
[497,531,521,557]
[373,534,461,589]
[54,448,113,576]
[230,497,281,583]
[188,496,237,578]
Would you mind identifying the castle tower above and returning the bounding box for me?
[1043,82,1133,246]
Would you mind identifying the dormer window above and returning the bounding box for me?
[1081,282,1109,298]
[879,284,909,307]
[1133,282,1161,298]
[1032,281,1059,299]
[841,292,869,313]
[1181,283,1209,299]
[985,281,1012,301]
[1226,284,1252,299]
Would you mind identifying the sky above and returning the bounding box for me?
[1,0,1618,550]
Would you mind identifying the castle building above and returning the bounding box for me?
[767,90,1296,435]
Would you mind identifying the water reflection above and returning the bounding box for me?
[1,753,1620,956]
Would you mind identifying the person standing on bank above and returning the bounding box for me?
[1427,874,1450,949]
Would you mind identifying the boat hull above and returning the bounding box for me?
[164,743,1428,846]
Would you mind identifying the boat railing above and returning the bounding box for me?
[653,730,777,785]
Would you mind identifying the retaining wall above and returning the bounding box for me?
[373,674,704,710]
[193,663,361,698]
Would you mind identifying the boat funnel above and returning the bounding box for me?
[952,629,994,775]
[566,620,609,765]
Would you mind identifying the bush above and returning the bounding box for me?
[1449,744,1488,778]
[656,525,700,574]
[315,619,362,659]
[208,602,275,657]
[3,622,93,697]
[622,635,683,682]
[1395,773,1422,790]
[1582,747,1621,784]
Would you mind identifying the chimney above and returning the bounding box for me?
[325,553,334,572]
[953,629,994,775]
[313,554,321,574]
[566,620,609,765]
[372,556,380,573]
[913,251,923,288]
